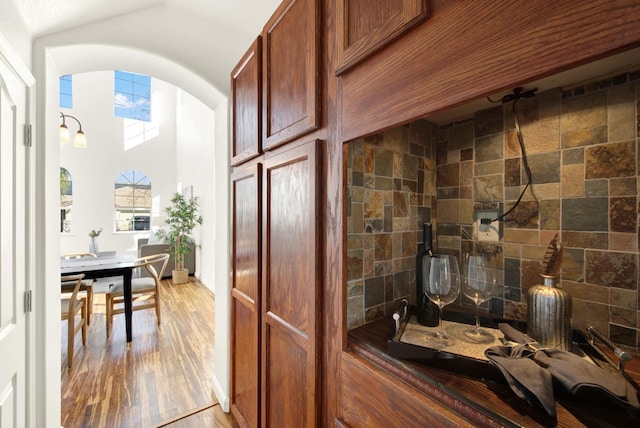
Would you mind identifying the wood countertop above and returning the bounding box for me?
[348,310,640,427]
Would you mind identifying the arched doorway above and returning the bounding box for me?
[35,41,232,422]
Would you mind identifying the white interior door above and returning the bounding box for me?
[0,39,31,428]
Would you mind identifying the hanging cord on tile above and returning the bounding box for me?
[485,87,537,223]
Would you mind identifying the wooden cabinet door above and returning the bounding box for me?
[262,0,320,150]
[231,38,262,166]
[336,0,428,74]
[231,164,262,428]
[262,140,321,427]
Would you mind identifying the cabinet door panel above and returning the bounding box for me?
[231,164,261,428]
[265,327,309,427]
[336,0,428,74]
[262,140,320,427]
[231,301,259,428]
[263,0,319,150]
[232,38,262,166]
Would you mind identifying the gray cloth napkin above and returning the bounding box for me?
[485,323,640,417]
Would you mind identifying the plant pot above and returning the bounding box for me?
[172,269,189,284]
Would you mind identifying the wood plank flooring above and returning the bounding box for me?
[61,277,234,428]
[153,403,232,428]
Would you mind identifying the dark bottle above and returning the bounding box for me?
[416,223,439,326]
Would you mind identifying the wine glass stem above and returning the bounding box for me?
[438,305,444,336]
[475,304,480,332]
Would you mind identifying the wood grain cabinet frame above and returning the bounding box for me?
[230,163,261,428]
[262,0,320,151]
[231,38,262,166]
[336,0,429,75]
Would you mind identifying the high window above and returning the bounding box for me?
[60,167,72,232]
[114,70,151,122]
[114,169,152,231]
[60,75,72,108]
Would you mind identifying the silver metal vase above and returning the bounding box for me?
[527,274,572,351]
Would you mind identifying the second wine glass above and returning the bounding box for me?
[462,252,499,343]
[424,254,460,343]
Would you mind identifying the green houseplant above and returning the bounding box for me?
[156,192,203,284]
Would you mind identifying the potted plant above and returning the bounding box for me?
[156,192,203,284]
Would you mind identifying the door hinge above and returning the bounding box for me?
[24,290,32,313]
[24,124,32,147]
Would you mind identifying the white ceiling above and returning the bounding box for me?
[10,0,279,39]
[9,0,282,105]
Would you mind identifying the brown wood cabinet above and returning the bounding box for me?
[230,0,640,427]
[230,141,321,428]
[339,352,474,427]
[230,1,323,426]
[339,0,640,142]
[231,38,262,166]
[262,0,320,150]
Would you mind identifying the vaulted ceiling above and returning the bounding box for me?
[11,0,278,40]
[10,0,281,102]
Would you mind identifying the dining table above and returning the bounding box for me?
[60,254,137,343]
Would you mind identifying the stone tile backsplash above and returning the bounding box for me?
[346,122,436,328]
[346,69,640,350]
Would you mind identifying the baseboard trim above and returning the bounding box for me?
[212,375,229,412]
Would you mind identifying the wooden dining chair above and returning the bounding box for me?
[105,253,170,338]
[61,252,96,324]
[61,273,87,368]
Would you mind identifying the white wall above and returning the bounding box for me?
[59,71,178,256]
[39,49,230,422]
[175,91,230,407]
[59,71,220,294]
[212,99,230,411]
[175,89,216,286]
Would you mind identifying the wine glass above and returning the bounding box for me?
[424,255,461,343]
[462,252,499,343]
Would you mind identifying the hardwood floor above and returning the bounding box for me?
[61,276,234,428]
[153,403,232,427]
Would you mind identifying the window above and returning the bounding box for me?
[60,167,72,232]
[114,70,151,122]
[60,75,72,108]
[114,170,152,231]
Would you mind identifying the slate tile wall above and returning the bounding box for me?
[347,69,640,349]
[346,122,436,329]
[440,71,640,349]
